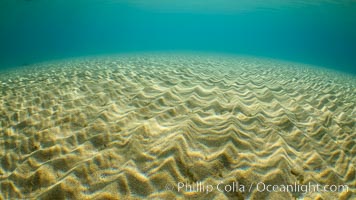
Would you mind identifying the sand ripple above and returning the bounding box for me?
[0,54,355,199]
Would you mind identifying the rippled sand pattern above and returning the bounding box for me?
[0,54,355,199]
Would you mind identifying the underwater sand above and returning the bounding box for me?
[0,54,355,199]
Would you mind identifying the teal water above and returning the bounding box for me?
[0,0,355,74]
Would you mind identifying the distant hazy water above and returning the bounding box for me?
[0,0,355,74]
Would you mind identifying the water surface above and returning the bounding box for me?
[0,0,355,74]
